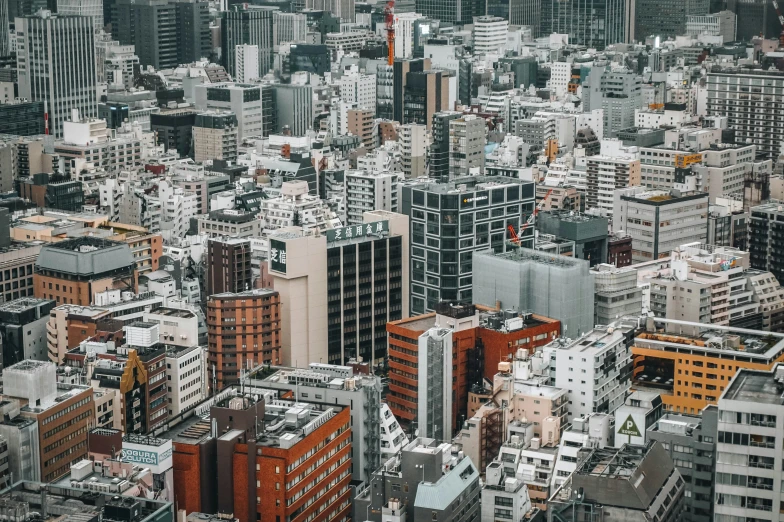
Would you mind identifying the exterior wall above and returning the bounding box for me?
[478,318,560,382]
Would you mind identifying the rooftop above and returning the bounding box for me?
[476,246,589,269]
[722,365,784,405]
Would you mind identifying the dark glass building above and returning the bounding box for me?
[0,101,44,136]
[150,108,197,158]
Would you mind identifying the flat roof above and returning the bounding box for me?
[723,367,784,405]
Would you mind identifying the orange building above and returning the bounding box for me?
[34,237,136,306]
[163,388,352,522]
[207,288,281,390]
[387,303,560,435]
[632,318,784,414]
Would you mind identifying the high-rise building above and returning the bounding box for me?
[402,69,450,128]
[150,108,197,158]
[221,5,274,79]
[399,123,427,178]
[750,202,784,285]
[416,0,483,25]
[473,15,508,55]
[403,177,535,314]
[537,210,609,266]
[338,71,376,112]
[734,0,779,40]
[16,11,98,138]
[613,188,708,263]
[592,263,642,325]
[540,0,633,47]
[585,154,641,215]
[206,237,252,296]
[635,0,708,39]
[234,44,259,83]
[449,115,486,178]
[174,0,211,64]
[268,211,408,366]
[192,112,238,163]
[272,11,307,45]
[206,288,281,388]
[344,170,399,225]
[194,83,263,141]
[0,297,56,366]
[54,0,104,30]
[430,111,461,181]
[0,2,9,57]
[707,68,784,160]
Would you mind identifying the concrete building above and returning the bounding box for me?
[547,442,684,522]
[399,123,427,178]
[207,289,281,388]
[344,170,399,225]
[0,240,43,306]
[193,112,238,164]
[750,201,784,288]
[449,115,486,178]
[393,13,424,58]
[16,11,97,138]
[551,321,635,420]
[646,407,717,522]
[254,363,381,483]
[0,297,56,367]
[339,71,376,112]
[482,453,532,522]
[591,263,642,326]
[206,237,252,296]
[551,413,613,490]
[234,44,259,83]
[194,83,264,141]
[536,210,608,267]
[268,211,408,367]
[272,11,307,45]
[353,438,480,522]
[585,154,641,216]
[473,248,595,337]
[197,210,263,239]
[34,237,136,306]
[220,5,274,79]
[2,360,94,482]
[473,16,509,55]
[257,181,341,235]
[613,188,709,263]
[402,176,535,314]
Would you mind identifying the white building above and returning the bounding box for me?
[482,452,532,522]
[551,413,613,490]
[550,62,572,100]
[686,11,736,42]
[164,345,206,417]
[344,170,400,225]
[399,123,427,178]
[585,154,641,216]
[273,12,308,45]
[551,321,635,420]
[235,44,259,83]
[393,13,424,58]
[473,16,508,56]
[194,83,264,140]
[258,180,342,235]
[380,403,409,459]
[53,0,103,33]
[157,180,198,242]
[339,70,377,113]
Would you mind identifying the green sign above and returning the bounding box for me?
[618,414,641,437]
[270,239,287,274]
[326,220,388,243]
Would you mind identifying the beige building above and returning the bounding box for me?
[193,112,238,163]
[268,210,409,366]
[347,108,374,149]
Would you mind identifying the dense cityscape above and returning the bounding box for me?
[0,0,783,522]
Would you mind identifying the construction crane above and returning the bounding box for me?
[385,0,395,66]
[772,0,784,47]
[508,188,554,244]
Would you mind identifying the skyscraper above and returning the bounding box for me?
[0,1,10,57]
[221,5,274,80]
[540,0,633,47]
[16,11,98,138]
[53,0,104,29]
[416,0,483,25]
[635,0,708,39]
[174,0,211,63]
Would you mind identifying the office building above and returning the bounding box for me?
[272,12,307,45]
[268,211,408,367]
[346,109,374,149]
[339,71,376,112]
[175,0,211,64]
[16,11,97,138]
[207,289,281,388]
[272,84,313,136]
[354,438,480,522]
[537,210,608,266]
[473,248,595,336]
[192,112,238,163]
[0,241,42,306]
[707,68,784,160]
[547,442,684,522]
[0,2,8,57]
[160,387,351,522]
[254,363,382,483]
[3,360,94,482]
[403,176,535,314]
[551,321,634,420]
[19,174,84,212]
[449,115,486,178]
[613,188,709,263]
[234,44,259,83]
[592,263,642,326]
[635,0,708,39]
[206,237,252,296]
[686,11,737,42]
[473,16,508,56]
[632,317,784,414]
[416,0,483,24]
[345,170,399,225]
[194,83,264,141]
[403,70,450,128]
[387,304,560,434]
[646,407,717,522]
[713,365,784,522]
[0,101,46,136]
[540,0,634,48]
[750,201,784,286]
[0,297,56,366]
[221,5,274,79]
[585,154,641,215]
[34,237,136,306]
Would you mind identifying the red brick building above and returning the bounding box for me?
[387,303,560,435]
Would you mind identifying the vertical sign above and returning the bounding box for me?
[270,239,287,274]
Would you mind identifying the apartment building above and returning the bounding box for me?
[206,237,252,296]
[165,345,206,417]
[586,154,641,215]
[591,263,642,325]
[197,209,263,238]
[193,112,238,164]
[344,170,399,225]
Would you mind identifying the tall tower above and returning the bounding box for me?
[16,11,97,138]
[221,5,274,79]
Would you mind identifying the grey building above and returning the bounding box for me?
[548,442,684,522]
[582,66,642,115]
[0,400,39,482]
[354,437,480,522]
[0,298,56,367]
[16,11,97,139]
[750,201,784,285]
[613,188,709,264]
[273,84,313,136]
[473,248,595,336]
[618,127,665,148]
[430,111,461,181]
[537,210,608,266]
[540,0,633,48]
[707,68,784,160]
[0,1,8,57]
[449,115,486,178]
[646,407,717,522]
[592,263,642,326]
[255,363,381,484]
[221,5,274,79]
[401,176,535,314]
[416,0,483,25]
[0,101,45,137]
[635,0,708,39]
[175,0,211,64]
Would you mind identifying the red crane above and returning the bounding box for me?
[385,0,395,66]
[772,0,784,47]
[508,188,554,244]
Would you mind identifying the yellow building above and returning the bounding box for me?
[632,318,784,414]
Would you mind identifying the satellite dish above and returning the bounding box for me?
[414,429,419,437]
